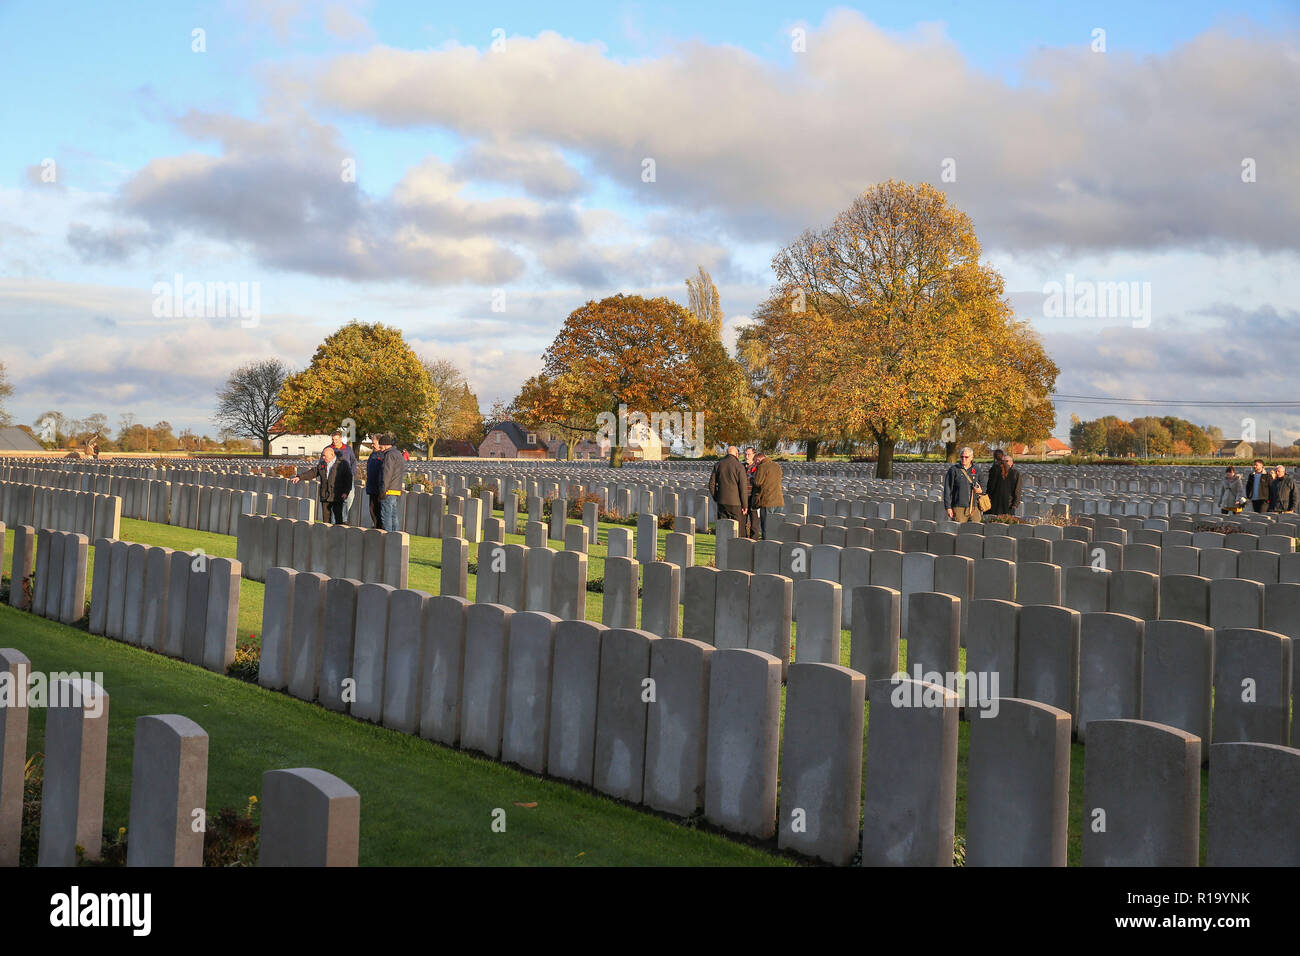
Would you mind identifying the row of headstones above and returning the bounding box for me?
[722,538,1300,632]
[167,483,280,533]
[114,476,170,522]
[0,658,359,867]
[0,481,120,540]
[787,508,1294,539]
[0,469,163,522]
[952,597,1300,749]
[251,577,863,864]
[88,539,241,674]
[0,465,162,509]
[253,577,1300,866]
[165,467,319,499]
[615,564,1300,750]
[835,685,1296,866]
[403,486,486,540]
[235,514,409,588]
[5,526,89,625]
[766,518,1299,563]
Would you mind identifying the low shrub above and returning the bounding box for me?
[407,474,435,493]
[227,637,261,684]
[203,796,261,867]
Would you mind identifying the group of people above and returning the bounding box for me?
[709,445,785,539]
[292,430,408,530]
[1219,460,1297,514]
[942,447,1024,523]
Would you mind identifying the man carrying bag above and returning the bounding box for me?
[943,446,986,524]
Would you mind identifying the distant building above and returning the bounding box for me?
[1217,440,1253,459]
[479,422,551,458]
[1009,438,1072,458]
[432,439,479,458]
[0,426,44,452]
[572,439,605,459]
[269,434,333,457]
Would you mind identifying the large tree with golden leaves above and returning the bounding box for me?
[523,294,751,466]
[278,320,438,446]
[756,180,1047,477]
[934,315,1059,460]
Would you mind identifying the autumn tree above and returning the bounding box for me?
[738,297,843,460]
[685,265,724,333]
[278,322,438,446]
[529,294,750,467]
[935,317,1058,460]
[0,360,13,427]
[215,359,292,457]
[420,358,484,452]
[513,372,602,460]
[755,181,1028,476]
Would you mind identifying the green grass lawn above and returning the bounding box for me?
[1,513,1211,866]
[0,606,787,866]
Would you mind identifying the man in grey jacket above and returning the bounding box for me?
[378,434,406,532]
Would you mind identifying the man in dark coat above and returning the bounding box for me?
[322,430,359,521]
[743,447,759,537]
[986,454,1022,516]
[366,436,386,529]
[293,445,352,524]
[709,445,750,525]
[1245,459,1273,512]
[942,446,984,523]
[985,449,1004,506]
[1269,465,1297,513]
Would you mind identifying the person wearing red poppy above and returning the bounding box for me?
[942,446,985,523]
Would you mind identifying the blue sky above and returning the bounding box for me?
[2,0,1298,444]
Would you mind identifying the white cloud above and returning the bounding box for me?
[309,13,1300,251]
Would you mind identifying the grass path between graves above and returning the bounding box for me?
[2,519,1210,866]
[0,605,788,866]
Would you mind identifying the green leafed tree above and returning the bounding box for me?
[278,321,438,446]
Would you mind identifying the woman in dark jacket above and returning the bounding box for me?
[986,454,1022,516]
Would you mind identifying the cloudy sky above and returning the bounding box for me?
[3,0,1298,444]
